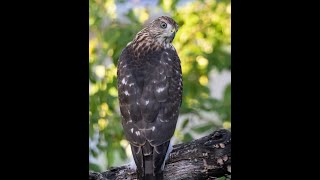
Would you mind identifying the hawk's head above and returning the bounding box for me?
[146,16,179,44]
[128,16,179,54]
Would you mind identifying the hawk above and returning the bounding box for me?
[117,16,182,180]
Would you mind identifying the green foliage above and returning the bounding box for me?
[89,0,231,170]
[89,162,101,172]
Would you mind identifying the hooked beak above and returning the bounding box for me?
[168,28,176,42]
[170,28,176,36]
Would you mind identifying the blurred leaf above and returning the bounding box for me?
[224,83,231,102]
[217,177,227,180]
[181,119,189,129]
[90,148,99,157]
[119,146,127,160]
[191,123,214,134]
[126,9,140,24]
[158,0,180,12]
[106,146,114,168]
[182,133,193,143]
[89,163,101,172]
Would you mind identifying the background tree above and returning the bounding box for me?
[89,0,231,172]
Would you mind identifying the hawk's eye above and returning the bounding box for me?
[160,22,167,29]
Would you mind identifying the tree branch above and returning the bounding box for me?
[89,129,231,180]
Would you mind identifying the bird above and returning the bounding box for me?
[117,16,182,180]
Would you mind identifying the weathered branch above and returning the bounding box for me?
[89,129,231,180]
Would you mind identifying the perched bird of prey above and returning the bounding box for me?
[117,16,182,180]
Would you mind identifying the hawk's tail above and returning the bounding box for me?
[143,155,163,180]
[134,141,170,180]
[144,173,163,180]
[142,142,170,180]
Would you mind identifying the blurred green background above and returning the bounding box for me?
[89,0,231,172]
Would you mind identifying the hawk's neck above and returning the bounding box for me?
[126,29,174,58]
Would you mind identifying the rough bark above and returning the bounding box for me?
[89,129,231,180]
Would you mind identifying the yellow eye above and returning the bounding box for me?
[160,22,167,29]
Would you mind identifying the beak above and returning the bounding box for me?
[169,31,176,39]
[166,28,177,43]
[168,31,176,43]
[171,28,176,33]
[170,28,176,37]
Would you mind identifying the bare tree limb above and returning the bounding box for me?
[89,129,231,180]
